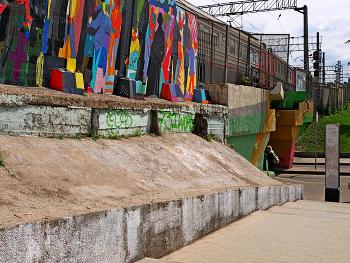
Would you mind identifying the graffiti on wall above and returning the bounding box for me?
[0,0,197,99]
[158,110,194,132]
[106,110,133,134]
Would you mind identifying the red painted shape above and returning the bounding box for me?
[87,86,93,93]
[275,142,296,169]
[161,84,178,102]
[49,69,63,91]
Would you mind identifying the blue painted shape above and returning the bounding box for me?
[69,22,76,59]
[193,89,206,103]
[84,34,94,57]
[42,18,50,54]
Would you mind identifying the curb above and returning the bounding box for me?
[294,152,350,158]
[274,168,350,176]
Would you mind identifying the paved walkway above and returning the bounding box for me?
[153,201,350,263]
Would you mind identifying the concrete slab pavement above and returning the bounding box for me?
[157,200,350,263]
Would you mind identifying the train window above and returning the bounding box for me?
[239,45,247,59]
[229,39,236,54]
[213,32,219,49]
[222,35,226,52]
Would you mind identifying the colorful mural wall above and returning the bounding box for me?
[205,84,277,170]
[269,91,313,169]
[0,0,197,99]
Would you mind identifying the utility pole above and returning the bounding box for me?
[314,32,320,81]
[294,5,308,71]
[323,52,325,84]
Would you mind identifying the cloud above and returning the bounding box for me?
[317,16,342,31]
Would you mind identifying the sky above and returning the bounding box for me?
[189,0,350,78]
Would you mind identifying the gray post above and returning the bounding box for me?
[304,5,309,71]
[210,21,214,84]
[294,5,309,71]
[224,24,229,83]
[316,32,320,82]
[246,33,251,81]
[323,52,325,84]
[315,111,318,169]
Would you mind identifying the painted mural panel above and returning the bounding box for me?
[0,0,197,100]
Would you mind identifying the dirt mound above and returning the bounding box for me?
[0,133,282,228]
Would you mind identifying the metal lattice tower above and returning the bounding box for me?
[324,62,344,83]
[197,0,309,70]
[198,0,297,17]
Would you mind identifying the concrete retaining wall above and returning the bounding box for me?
[0,185,303,263]
[0,105,91,137]
[0,95,228,142]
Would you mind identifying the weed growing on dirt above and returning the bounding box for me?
[74,134,82,140]
[0,151,4,167]
[98,134,119,140]
[204,135,221,142]
[58,135,64,140]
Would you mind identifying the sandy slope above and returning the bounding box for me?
[0,133,282,228]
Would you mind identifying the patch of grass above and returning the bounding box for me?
[74,134,82,141]
[99,134,119,140]
[88,130,99,141]
[296,108,350,152]
[204,134,222,142]
[0,151,4,167]
[58,135,64,140]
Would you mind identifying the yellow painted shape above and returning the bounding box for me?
[36,52,44,87]
[251,132,270,168]
[275,110,303,126]
[145,76,148,94]
[270,82,284,102]
[263,108,276,133]
[270,125,300,158]
[70,0,77,17]
[47,0,52,19]
[67,58,76,72]
[75,72,84,89]
[58,35,71,59]
[130,38,140,53]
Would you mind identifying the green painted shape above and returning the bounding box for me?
[303,110,313,123]
[5,60,14,81]
[19,63,28,85]
[229,112,266,136]
[284,91,306,108]
[297,123,309,138]
[227,133,257,163]
[271,91,306,109]
[10,35,18,52]
[27,63,37,86]
[27,28,43,57]
[258,154,264,171]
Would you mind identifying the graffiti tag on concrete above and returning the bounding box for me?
[232,130,252,136]
[158,110,194,132]
[106,110,133,134]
